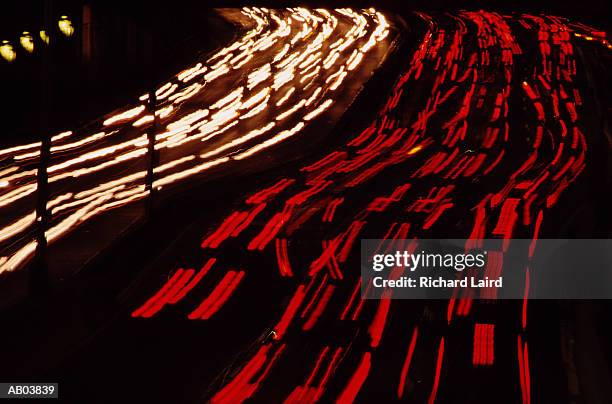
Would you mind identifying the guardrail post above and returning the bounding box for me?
[31,0,54,297]
[145,31,158,219]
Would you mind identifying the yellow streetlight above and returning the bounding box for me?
[0,40,16,62]
[40,30,50,44]
[58,16,74,37]
[20,32,34,53]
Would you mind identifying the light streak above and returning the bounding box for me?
[0,7,390,275]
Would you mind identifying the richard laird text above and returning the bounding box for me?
[372,276,503,288]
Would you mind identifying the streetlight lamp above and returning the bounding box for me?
[0,40,16,62]
[58,15,74,37]
[20,31,35,53]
